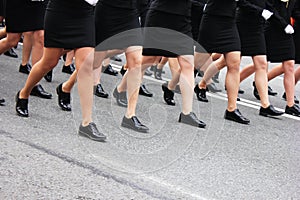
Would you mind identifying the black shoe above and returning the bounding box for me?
[30,84,52,99]
[78,122,106,142]
[224,109,250,124]
[285,104,300,116]
[56,83,71,111]
[207,82,222,93]
[62,63,75,74]
[194,85,208,102]
[212,72,220,83]
[120,65,127,76]
[94,84,109,98]
[282,92,299,104]
[110,55,122,62]
[154,67,163,80]
[19,63,32,74]
[178,112,206,128]
[139,84,153,97]
[252,82,260,100]
[198,70,204,77]
[4,48,18,58]
[268,86,277,96]
[15,91,29,117]
[162,83,175,106]
[0,97,5,105]
[259,105,284,117]
[44,70,53,82]
[144,68,153,76]
[113,87,127,107]
[103,64,118,76]
[121,116,149,133]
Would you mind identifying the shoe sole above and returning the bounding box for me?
[179,120,206,128]
[78,130,106,142]
[224,116,250,124]
[259,112,283,117]
[121,122,149,133]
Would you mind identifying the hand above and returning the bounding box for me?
[284,24,294,34]
[262,9,273,20]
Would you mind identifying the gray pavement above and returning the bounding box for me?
[0,46,300,200]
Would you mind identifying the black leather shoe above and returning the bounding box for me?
[30,84,52,99]
[144,68,153,76]
[282,92,299,104]
[15,91,29,117]
[253,82,260,100]
[162,83,175,106]
[154,67,163,80]
[285,104,300,116]
[94,84,109,98]
[4,48,18,58]
[207,82,222,93]
[224,109,250,124]
[78,122,106,142]
[120,65,127,76]
[19,63,32,74]
[121,116,149,133]
[56,83,71,111]
[259,105,284,117]
[113,87,127,107]
[103,64,118,76]
[174,84,181,94]
[194,85,208,102]
[110,55,122,62]
[268,86,277,96]
[139,84,153,97]
[0,97,5,105]
[62,63,75,74]
[178,112,206,128]
[44,70,53,82]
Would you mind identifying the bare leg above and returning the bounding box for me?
[0,33,21,54]
[224,52,240,111]
[20,48,63,98]
[282,60,295,107]
[74,47,95,126]
[31,30,44,65]
[168,58,181,90]
[252,55,270,108]
[65,50,74,66]
[178,55,194,114]
[267,64,284,81]
[240,63,255,83]
[21,32,33,66]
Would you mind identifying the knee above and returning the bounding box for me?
[283,60,295,74]
[127,56,142,70]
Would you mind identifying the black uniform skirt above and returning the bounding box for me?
[5,0,46,33]
[197,14,241,54]
[142,10,194,58]
[95,2,142,51]
[265,23,295,62]
[44,0,95,49]
[191,2,205,41]
[237,19,266,56]
[294,22,300,64]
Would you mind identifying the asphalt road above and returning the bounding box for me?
[0,46,299,200]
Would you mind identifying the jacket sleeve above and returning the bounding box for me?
[238,0,264,15]
[266,0,289,28]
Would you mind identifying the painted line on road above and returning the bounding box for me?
[111,63,300,122]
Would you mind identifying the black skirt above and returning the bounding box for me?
[294,22,300,64]
[265,23,295,62]
[237,19,266,56]
[95,2,142,51]
[191,2,205,41]
[142,9,194,58]
[197,14,241,54]
[44,0,95,49]
[5,0,47,33]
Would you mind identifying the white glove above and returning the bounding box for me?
[284,24,295,34]
[203,4,207,11]
[84,0,98,6]
[262,9,273,20]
